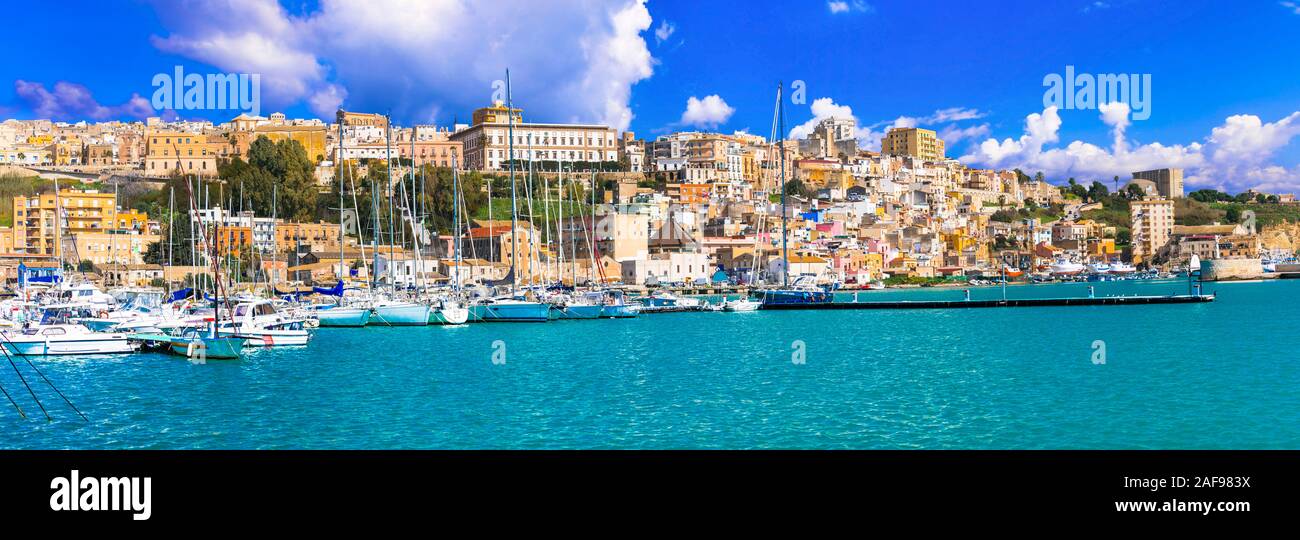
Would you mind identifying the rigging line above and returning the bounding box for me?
[24,358,87,421]
[1,347,49,421]
[0,349,25,417]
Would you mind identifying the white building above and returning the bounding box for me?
[619,251,711,285]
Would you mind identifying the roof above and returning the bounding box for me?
[1173,225,1239,236]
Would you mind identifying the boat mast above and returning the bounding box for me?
[588,169,598,286]
[525,134,537,287]
[336,108,346,295]
[270,183,277,291]
[371,123,382,295]
[452,154,462,292]
[505,69,519,296]
[385,116,396,293]
[778,82,789,288]
[168,186,174,268]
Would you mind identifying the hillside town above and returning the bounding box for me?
[2,102,1298,292]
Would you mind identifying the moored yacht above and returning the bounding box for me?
[369,299,432,326]
[218,299,312,346]
[1049,259,1087,275]
[472,296,551,322]
[0,324,137,356]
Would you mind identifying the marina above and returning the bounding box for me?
[0,278,1293,450]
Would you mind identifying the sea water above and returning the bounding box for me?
[2,279,1297,449]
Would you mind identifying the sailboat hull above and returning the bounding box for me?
[317,307,371,327]
[473,302,550,322]
[168,337,245,360]
[760,289,833,306]
[430,306,470,325]
[369,303,431,326]
[549,304,604,320]
[600,305,639,318]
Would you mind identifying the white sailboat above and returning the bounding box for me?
[369,114,432,326]
[318,109,372,328]
[470,69,550,323]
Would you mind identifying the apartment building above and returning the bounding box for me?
[143,129,226,176]
[881,127,946,161]
[450,102,618,171]
[10,189,149,259]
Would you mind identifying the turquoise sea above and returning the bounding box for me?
[2,279,1297,449]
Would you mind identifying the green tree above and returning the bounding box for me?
[1087,181,1109,203]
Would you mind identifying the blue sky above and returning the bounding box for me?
[3,0,1299,191]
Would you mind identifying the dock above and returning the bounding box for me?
[759,294,1215,310]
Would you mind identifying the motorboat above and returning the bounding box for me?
[639,290,703,308]
[1049,259,1086,275]
[0,323,137,356]
[1087,262,1112,274]
[599,290,639,318]
[45,282,116,309]
[721,296,762,312]
[217,299,312,346]
[1109,262,1137,274]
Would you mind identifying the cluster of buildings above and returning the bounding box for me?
[4,99,1295,289]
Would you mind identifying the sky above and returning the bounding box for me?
[3,0,1299,193]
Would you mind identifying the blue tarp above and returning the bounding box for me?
[313,280,345,297]
[168,288,194,302]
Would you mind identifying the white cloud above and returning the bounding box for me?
[680,94,734,128]
[147,0,656,130]
[1081,1,1110,13]
[828,1,872,14]
[894,107,987,128]
[961,105,1300,192]
[939,123,991,144]
[14,80,154,121]
[654,20,675,45]
[1281,1,1300,15]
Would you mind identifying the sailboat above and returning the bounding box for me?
[369,114,432,326]
[471,69,551,323]
[430,154,470,325]
[758,82,832,307]
[318,109,373,327]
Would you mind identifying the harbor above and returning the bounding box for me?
[0,277,1290,450]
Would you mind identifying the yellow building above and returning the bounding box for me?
[10,189,149,258]
[72,231,160,265]
[341,111,389,129]
[881,127,946,161]
[276,221,347,254]
[143,129,225,176]
[230,125,329,163]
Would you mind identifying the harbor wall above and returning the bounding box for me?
[1200,258,1263,281]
